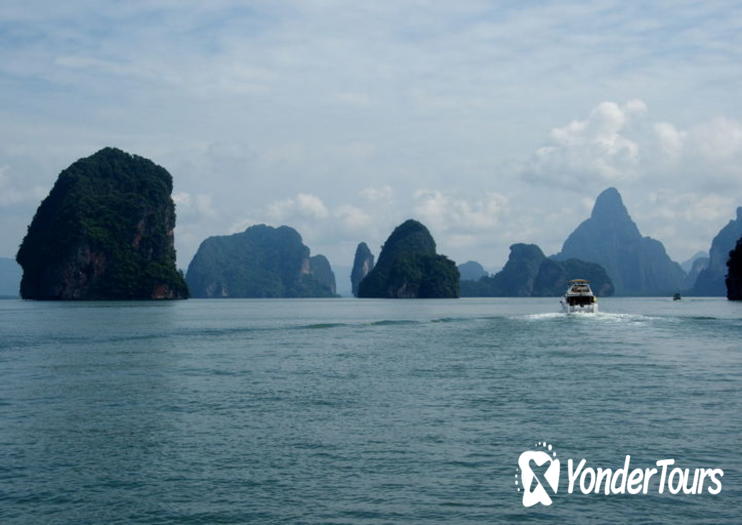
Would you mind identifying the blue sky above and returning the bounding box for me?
[1,0,742,271]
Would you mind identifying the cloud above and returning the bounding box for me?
[173,192,217,219]
[523,100,646,190]
[413,190,508,236]
[360,185,393,202]
[654,117,742,164]
[3,1,742,268]
[335,204,371,231]
[524,99,742,195]
[691,117,742,161]
[268,193,329,221]
[650,116,742,190]
[654,122,686,159]
[0,166,47,206]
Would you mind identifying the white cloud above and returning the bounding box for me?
[172,192,191,206]
[524,100,645,189]
[691,117,742,160]
[413,190,508,235]
[335,204,371,230]
[3,2,742,268]
[654,122,686,159]
[651,116,742,189]
[268,193,329,221]
[360,185,393,202]
[0,166,47,206]
[173,191,216,219]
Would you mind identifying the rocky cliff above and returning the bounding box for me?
[351,242,375,297]
[681,251,708,273]
[185,224,336,298]
[457,260,488,281]
[460,243,613,297]
[726,237,742,300]
[684,256,709,290]
[692,208,742,296]
[16,148,188,300]
[357,219,459,298]
[553,187,684,295]
[309,255,337,296]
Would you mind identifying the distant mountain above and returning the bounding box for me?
[0,257,21,297]
[692,208,742,296]
[357,219,459,298]
[309,255,336,296]
[350,242,375,297]
[457,261,488,281]
[553,187,685,295]
[461,243,613,297]
[684,256,709,290]
[186,224,336,298]
[726,237,742,300]
[681,251,708,273]
[16,147,188,300]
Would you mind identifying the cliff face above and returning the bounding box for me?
[0,257,22,297]
[684,256,709,290]
[460,243,614,297]
[693,208,742,296]
[492,244,546,296]
[457,260,487,281]
[309,255,337,296]
[726,237,742,300]
[681,251,708,273]
[357,219,459,298]
[351,242,375,297]
[16,148,188,300]
[185,224,336,298]
[554,187,684,295]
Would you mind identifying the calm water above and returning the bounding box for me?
[1,298,741,524]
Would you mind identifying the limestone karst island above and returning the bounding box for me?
[7,149,742,302]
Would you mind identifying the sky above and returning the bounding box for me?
[1,0,742,274]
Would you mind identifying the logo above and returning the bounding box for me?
[515,442,724,507]
[516,442,560,507]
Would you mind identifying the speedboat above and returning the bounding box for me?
[560,279,598,313]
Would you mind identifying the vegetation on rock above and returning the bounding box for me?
[461,243,614,297]
[186,224,336,298]
[357,219,459,298]
[16,147,188,300]
[725,237,742,300]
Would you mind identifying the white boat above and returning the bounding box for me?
[560,279,598,313]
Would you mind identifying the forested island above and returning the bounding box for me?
[357,220,459,298]
[11,150,742,301]
[16,148,187,300]
[186,224,336,298]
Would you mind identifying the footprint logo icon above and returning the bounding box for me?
[516,442,560,507]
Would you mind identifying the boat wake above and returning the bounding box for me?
[518,311,655,324]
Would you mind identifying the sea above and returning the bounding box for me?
[0,297,740,524]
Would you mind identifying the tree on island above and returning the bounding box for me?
[357,219,459,298]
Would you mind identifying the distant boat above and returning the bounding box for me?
[673,293,682,301]
[561,279,598,313]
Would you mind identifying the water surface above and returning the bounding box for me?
[1,297,740,523]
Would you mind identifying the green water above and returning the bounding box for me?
[0,297,740,523]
